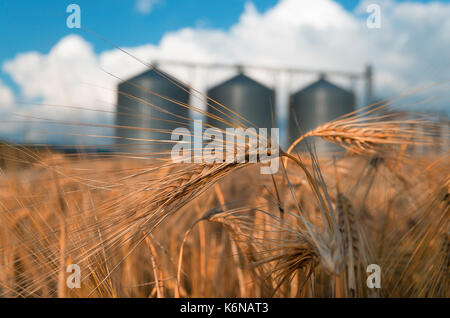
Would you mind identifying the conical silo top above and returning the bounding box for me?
[295,76,351,96]
[119,65,190,92]
[209,72,271,92]
[125,66,165,82]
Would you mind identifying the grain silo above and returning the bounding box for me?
[115,67,190,154]
[206,71,275,131]
[289,74,355,153]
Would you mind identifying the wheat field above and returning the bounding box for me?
[0,94,448,298]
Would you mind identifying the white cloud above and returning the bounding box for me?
[3,35,116,110]
[2,35,117,143]
[135,0,160,15]
[0,80,15,134]
[0,80,14,110]
[2,0,450,143]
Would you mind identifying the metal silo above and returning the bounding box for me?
[206,71,275,131]
[289,75,355,153]
[115,67,190,154]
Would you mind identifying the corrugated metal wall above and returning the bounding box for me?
[115,68,190,154]
[288,75,355,153]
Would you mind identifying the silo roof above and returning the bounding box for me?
[118,67,189,90]
[293,77,352,96]
[209,73,273,92]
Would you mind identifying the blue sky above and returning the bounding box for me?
[4,0,271,93]
[0,0,447,94]
[0,0,444,58]
[0,1,281,59]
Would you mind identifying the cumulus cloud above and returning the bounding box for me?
[2,35,116,143]
[135,0,160,15]
[3,35,117,110]
[0,80,14,110]
[0,81,15,134]
[2,0,450,143]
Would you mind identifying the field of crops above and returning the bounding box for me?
[0,108,448,298]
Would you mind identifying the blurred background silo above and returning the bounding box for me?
[206,70,275,132]
[116,67,190,155]
[289,74,355,153]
